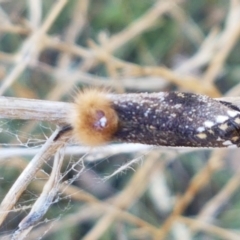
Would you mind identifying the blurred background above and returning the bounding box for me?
[1,0,240,239]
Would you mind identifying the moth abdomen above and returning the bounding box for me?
[111,92,240,148]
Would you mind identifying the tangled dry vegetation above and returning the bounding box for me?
[1,0,240,239]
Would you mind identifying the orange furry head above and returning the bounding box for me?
[71,89,119,146]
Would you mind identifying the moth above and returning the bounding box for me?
[55,89,240,148]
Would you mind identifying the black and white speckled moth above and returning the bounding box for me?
[56,89,240,148]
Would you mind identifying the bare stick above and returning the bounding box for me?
[0,128,70,226]
[0,97,72,123]
[12,148,65,239]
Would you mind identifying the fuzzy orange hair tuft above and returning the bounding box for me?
[70,89,119,146]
